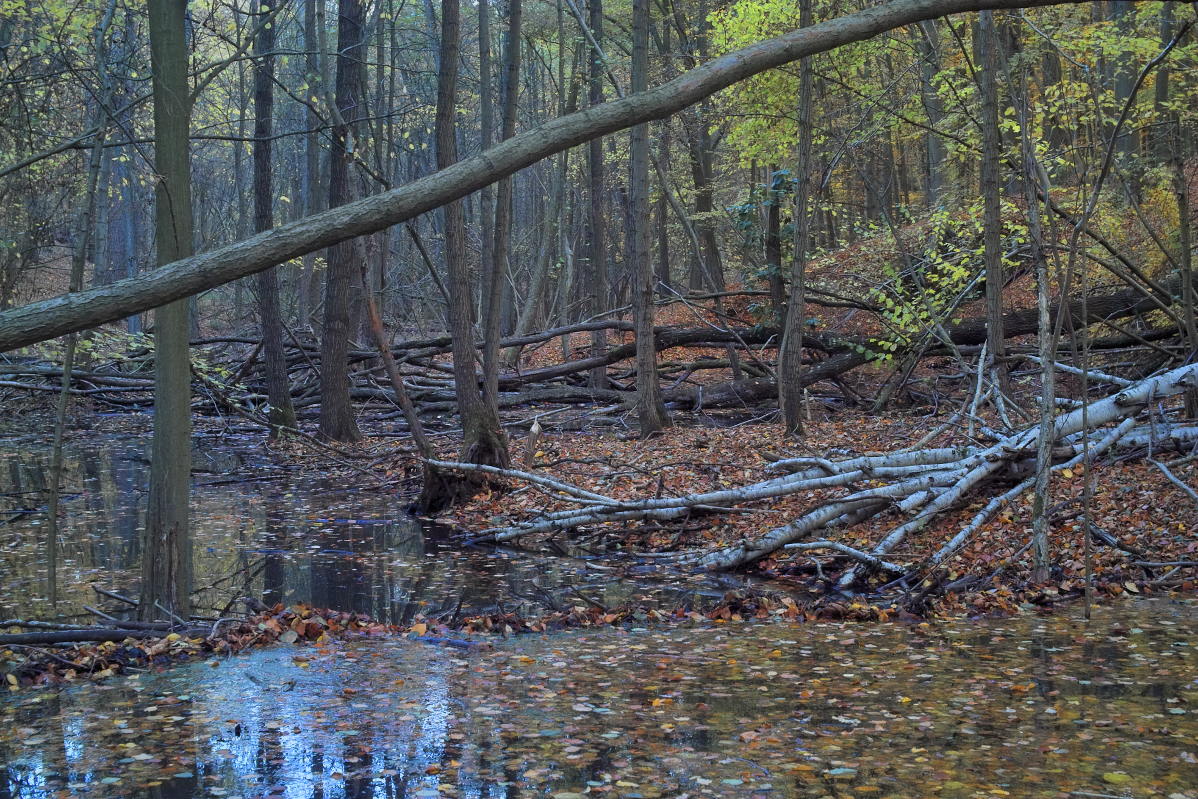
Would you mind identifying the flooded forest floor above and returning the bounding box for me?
[1,401,1197,798]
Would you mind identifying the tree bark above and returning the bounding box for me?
[778,0,815,436]
[253,0,297,435]
[916,20,946,205]
[478,0,496,344]
[631,0,669,436]
[585,0,610,391]
[483,0,521,406]
[298,0,323,327]
[978,10,1007,393]
[142,0,194,621]
[764,168,785,320]
[318,0,366,442]
[421,0,510,512]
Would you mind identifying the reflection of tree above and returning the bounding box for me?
[261,493,288,608]
[109,447,143,568]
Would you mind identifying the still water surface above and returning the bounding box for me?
[1,432,1197,798]
[2,603,1197,798]
[0,432,740,624]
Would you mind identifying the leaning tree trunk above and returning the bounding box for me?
[0,0,1167,354]
[142,0,194,621]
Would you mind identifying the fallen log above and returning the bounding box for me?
[454,365,1198,583]
[0,628,204,645]
[692,363,1198,573]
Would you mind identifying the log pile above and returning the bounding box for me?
[447,364,1198,586]
[1,275,1189,431]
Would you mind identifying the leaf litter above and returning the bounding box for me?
[2,599,1197,798]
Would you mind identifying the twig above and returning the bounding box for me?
[92,585,137,606]
[1148,457,1198,506]
[83,605,120,621]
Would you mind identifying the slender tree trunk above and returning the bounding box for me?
[1111,0,1137,180]
[1152,4,1175,164]
[421,0,510,512]
[685,0,724,293]
[586,0,609,391]
[1022,77,1055,583]
[318,0,365,442]
[232,55,248,326]
[978,10,1007,394]
[764,167,785,320]
[478,0,495,330]
[631,0,669,436]
[48,0,116,607]
[1176,155,1198,417]
[253,0,297,434]
[778,0,814,436]
[1,0,1158,353]
[298,0,322,327]
[655,19,673,296]
[917,20,946,206]
[142,0,194,621]
[483,0,521,405]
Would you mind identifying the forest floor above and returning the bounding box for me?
[9,372,1195,689]
[424,400,1198,620]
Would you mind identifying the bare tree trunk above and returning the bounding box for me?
[483,0,521,405]
[421,0,510,512]
[655,16,673,296]
[141,0,194,621]
[1176,154,1198,417]
[319,0,366,443]
[1022,84,1055,583]
[585,0,609,391]
[478,0,495,333]
[48,1,116,608]
[916,19,946,205]
[252,0,297,435]
[764,168,785,321]
[0,0,1161,353]
[778,0,814,436]
[298,0,322,328]
[1151,4,1175,164]
[631,0,669,436]
[978,10,1007,394]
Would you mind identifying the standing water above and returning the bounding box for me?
[2,434,1197,797]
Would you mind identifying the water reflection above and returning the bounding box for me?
[0,436,740,625]
[1,601,1196,798]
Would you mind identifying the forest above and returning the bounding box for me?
[1,0,1197,796]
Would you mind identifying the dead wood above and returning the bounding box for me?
[451,366,1198,590]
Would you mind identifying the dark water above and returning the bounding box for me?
[2,434,1197,798]
[0,433,749,626]
[2,602,1197,798]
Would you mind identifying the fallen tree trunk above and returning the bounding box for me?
[453,365,1198,582]
[696,363,1198,573]
[0,628,204,645]
[0,0,1152,353]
